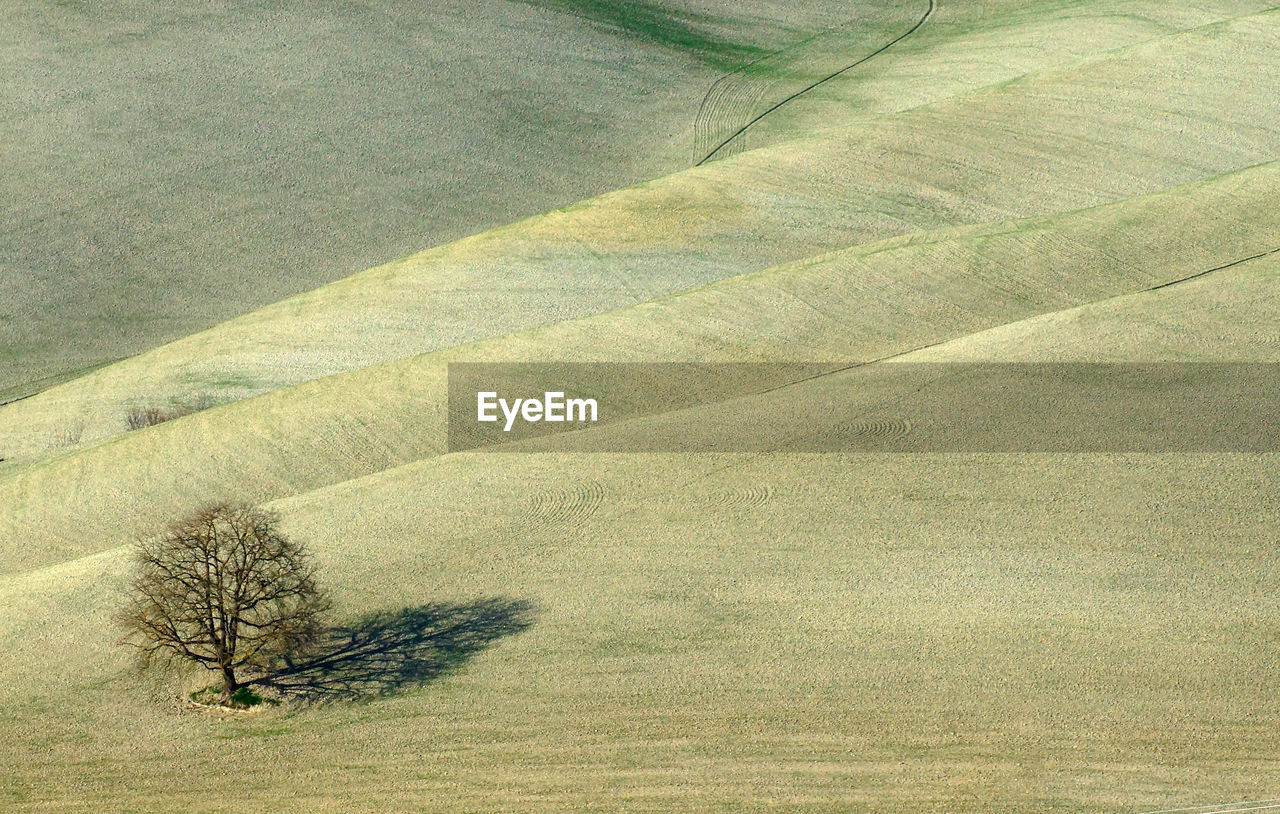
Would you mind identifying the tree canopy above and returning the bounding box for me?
[119,502,329,702]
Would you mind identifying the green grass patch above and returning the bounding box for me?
[189,685,279,710]
[512,0,766,70]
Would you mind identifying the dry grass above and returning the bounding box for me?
[5,2,1278,461]
[3,447,1276,810]
[6,0,849,391]
[2,1,1279,810]
[1,159,1279,574]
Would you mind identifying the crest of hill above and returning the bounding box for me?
[2,159,1280,574]
[3,2,1278,461]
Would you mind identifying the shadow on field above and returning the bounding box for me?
[256,598,536,703]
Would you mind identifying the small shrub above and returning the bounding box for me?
[125,405,191,430]
[50,420,84,448]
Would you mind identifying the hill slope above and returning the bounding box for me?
[5,2,1278,459]
[1,255,1275,811]
[3,0,893,395]
[3,160,1279,573]
[3,3,1279,810]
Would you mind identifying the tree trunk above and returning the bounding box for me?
[220,664,238,702]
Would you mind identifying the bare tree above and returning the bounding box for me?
[119,503,330,703]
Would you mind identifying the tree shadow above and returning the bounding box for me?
[254,598,536,703]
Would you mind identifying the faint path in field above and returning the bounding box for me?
[0,357,123,408]
[694,0,936,165]
[749,243,1280,399]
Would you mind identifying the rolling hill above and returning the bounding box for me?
[3,0,1278,811]
[4,1,1278,460]
[1,250,1275,811]
[2,0,890,397]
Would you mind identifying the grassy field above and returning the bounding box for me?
[3,0,1279,810]
[6,1,1280,462]
[2,158,1278,573]
[5,452,1278,809]
[1,0,877,394]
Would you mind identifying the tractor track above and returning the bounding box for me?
[694,0,936,166]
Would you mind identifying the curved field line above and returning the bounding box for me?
[523,480,606,529]
[695,0,935,166]
[715,484,775,510]
[835,417,913,444]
